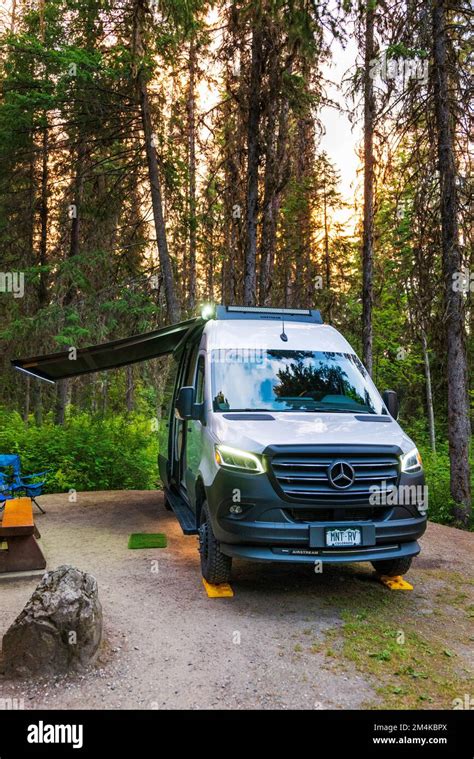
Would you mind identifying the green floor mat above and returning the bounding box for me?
[128,533,167,549]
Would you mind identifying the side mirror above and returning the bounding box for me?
[383,390,399,420]
[175,386,203,421]
[175,386,194,420]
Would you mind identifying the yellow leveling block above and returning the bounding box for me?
[379,574,413,590]
[202,578,234,598]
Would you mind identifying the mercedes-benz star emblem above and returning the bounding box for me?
[328,461,355,489]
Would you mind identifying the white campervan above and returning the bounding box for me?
[14,305,427,584]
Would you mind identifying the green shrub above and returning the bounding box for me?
[0,408,157,493]
[405,420,473,528]
[0,407,471,529]
[417,443,454,525]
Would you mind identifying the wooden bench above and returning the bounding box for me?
[0,497,46,573]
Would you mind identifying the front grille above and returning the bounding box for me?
[269,449,399,504]
[286,507,391,522]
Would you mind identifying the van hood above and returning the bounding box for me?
[211,412,415,455]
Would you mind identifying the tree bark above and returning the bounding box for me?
[23,376,30,425]
[101,374,108,416]
[54,380,68,426]
[361,1,375,375]
[133,0,180,323]
[33,382,42,427]
[59,135,86,426]
[244,23,264,306]
[323,179,332,324]
[38,123,49,307]
[66,136,86,302]
[432,0,471,523]
[258,54,290,306]
[10,0,17,32]
[126,366,134,412]
[421,330,436,452]
[186,35,197,312]
[293,110,313,308]
[222,77,242,305]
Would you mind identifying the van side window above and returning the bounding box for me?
[195,356,205,404]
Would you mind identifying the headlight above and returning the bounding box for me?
[400,447,423,473]
[215,445,264,474]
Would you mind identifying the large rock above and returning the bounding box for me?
[1,565,102,677]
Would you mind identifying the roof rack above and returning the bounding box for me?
[214,305,323,323]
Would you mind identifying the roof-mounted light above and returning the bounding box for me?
[226,306,312,316]
[201,303,216,320]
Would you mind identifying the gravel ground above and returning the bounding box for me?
[0,491,472,710]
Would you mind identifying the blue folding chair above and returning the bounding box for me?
[0,454,48,514]
[0,471,13,507]
[0,455,20,499]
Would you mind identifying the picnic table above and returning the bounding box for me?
[0,497,46,573]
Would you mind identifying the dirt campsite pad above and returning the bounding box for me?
[0,491,472,710]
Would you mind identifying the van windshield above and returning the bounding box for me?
[210,349,386,415]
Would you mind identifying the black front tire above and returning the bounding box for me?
[371,556,413,577]
[199,501,232,584]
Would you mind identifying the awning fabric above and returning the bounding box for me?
[12,318,202,383]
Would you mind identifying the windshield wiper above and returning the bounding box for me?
[296,407,373,414]
[226,408,275,412]
[221,407,375,414]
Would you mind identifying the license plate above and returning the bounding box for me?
[325,527,362,548]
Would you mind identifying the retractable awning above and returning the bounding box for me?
[12,317,202,384]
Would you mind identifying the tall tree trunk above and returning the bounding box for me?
[323,179,332,324]
[133,0,180,323]
[58,136,86,426]
[421,330,436,452]
[259,54,290,306]
[293,110,313,307]
[23,376,30,425]
[244,23,264,306]
[101,374,108,416]
[432,0,471,523]
[67,136,86,300]
[126,366,135,412]
[10,0,17,32]
[206,216,215,301]
[361,2,375,375]
[258,37,279,306]
[38,123,49,307]
[54,380,68,425]
[186,36,197,312]
[33,382,42,426]
[223,156,240,304]
[222,87,241,305]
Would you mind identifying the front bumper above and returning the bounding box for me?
[220,540,421,564]
[206,465,427,565]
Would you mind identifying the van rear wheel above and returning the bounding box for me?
[199,501,232,584]
[371,556,412,577]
